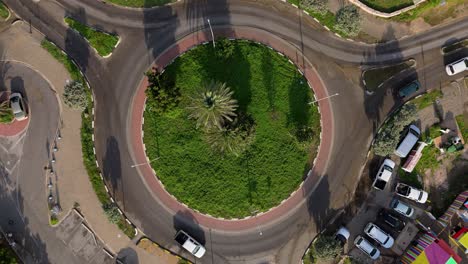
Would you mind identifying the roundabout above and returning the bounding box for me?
[4,0,468,263]
[141,38,321,218]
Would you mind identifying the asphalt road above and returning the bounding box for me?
[0,61,86,263]
[3,0,468,263]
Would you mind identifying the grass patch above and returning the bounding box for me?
[41,39,135,239]
[442,39,468,54]
[456,114,468,141]
[143,40,320,218]
[64,17,119,57]
[0,2,9,19]
[398,167,423,189]
[411,89,442,110]
[392,0,441,22]
[50,215,59,226]
[359,0,413,13]
[0,109,13,123]
[287,0,351,38]
[105,0,174,7]
[363,61,413,92]
[415,145,441,173]
[422,123,442,142]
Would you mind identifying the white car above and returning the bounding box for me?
[395,183,429,204]
[364,223,394,248]
[390,199,414,218]
[9,93,27,121]
[174,230,206,258]
[335,226,350,246]
[372,159,395,191]
[354,235,380,260]
[445,57,468,76]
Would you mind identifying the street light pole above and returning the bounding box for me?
[308,93,339,105]
[207,19,215,48]
[131,157,160,168]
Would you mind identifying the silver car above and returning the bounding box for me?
[10,93,27,121]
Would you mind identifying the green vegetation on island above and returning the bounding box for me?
[143,39,321,218]
[64,17,119,57]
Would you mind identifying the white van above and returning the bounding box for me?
[395,125,420,158]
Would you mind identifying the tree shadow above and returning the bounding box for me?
[64,7,90,77]
[173,210,205,245]
[102,136,123,208]
[287,74,311,140]
[305,175,335,231]
[116,247,139,264]
[261,48,276,112]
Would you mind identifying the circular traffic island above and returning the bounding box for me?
[143,40,321,218]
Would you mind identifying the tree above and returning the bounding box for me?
[335,5,361,37]
[102,203,121,224]
[63,80,88,111]
[373,103,418,156]
[0,246,18,264]
[205,123,254,156]
[187,81,238,130]
[145,68,181,115]
[301,0,328,15]
[313,235,342,260]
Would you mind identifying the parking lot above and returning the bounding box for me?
[343,156,429,263]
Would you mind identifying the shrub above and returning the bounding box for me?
[63,80,88,110]
[373,103,418,156]
[102,203,121,224]
[215,38,235,60]
[0,246,18,264]
[145,68,181,115]
[313,235,342,260]
[0,100,13,123]
[301,0,328,15]
[335,5,361,37]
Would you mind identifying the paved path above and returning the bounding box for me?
[130,27,333,231]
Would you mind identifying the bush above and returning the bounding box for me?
[373,103,418,156]
[335,5,361,37]
[145,68,181,115]
[102,203,121,224]
[63,81,88,110]
[0,246,18,264]
[301,0,328,15]
[313,235,342,260]
[215,38,235,60]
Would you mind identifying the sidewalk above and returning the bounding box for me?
[0,19,178,263]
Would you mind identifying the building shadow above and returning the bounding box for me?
[442,37,468,68]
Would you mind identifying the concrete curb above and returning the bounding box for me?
[347,0,426,18]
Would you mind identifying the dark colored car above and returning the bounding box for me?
[398,80,420,98]
[378,209,406,232]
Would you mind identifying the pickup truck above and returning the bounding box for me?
[174,230,206,258]
[372,159,395,191]
[395,183,428,204]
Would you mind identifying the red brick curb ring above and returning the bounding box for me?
[0,91,29,137]
[130,27,334,231]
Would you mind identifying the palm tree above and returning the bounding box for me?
[187,81,238,130]
[205,127,253,156]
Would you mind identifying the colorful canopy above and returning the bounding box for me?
[459,232,468,249]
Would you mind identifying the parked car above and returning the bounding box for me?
[395,182,428,204]
[174,230,206,258]
[372,159,395,191]
[364,222,394,248]
[445,57,468,76]
[378,209,406,232]
[9,93,27,121]
[354,235,380,260]
[398,80,420,98]
[390,198,414,218]
[395,125,420,158]
[335,226,350,246]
